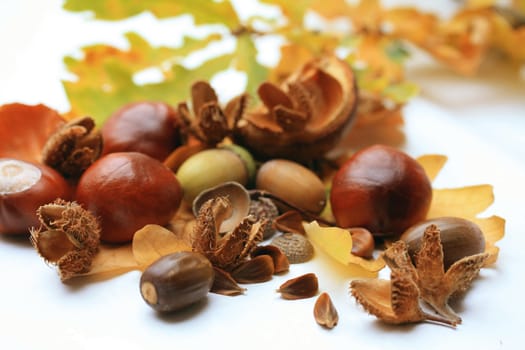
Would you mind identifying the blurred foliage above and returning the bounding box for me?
[62,0,525,125]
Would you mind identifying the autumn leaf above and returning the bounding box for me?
[417,155,505,266]
[63,0,240,28]
[0,103,65,163]
[132,224,192,269]
[63,32,231,124]
[304,221,385,278]
[233,34,269,98]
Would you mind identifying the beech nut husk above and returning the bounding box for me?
[140,251,213,313]
[400,216,486,270]
[233,55,357,162]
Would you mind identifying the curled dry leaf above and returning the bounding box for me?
[132,224,192,269]
[304,221,385,277]
[0,103,65,163]
[350,224,488,326]
[234,55,358,162]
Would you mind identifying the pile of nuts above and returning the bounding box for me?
[0,55,490,328]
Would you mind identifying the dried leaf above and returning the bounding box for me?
[0,103,65,163]
[132,224,192,268]
[417,155,504,265]
[416,154,448,182]
[87,244,138,278]
[304,221,385,277]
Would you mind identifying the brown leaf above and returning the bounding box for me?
[132,224,192,269]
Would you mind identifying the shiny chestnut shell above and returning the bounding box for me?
[101,102,181,161]
[0,159,71,234]
[330,144,432,238]
[75,152,182,243]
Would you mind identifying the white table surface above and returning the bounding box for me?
[1,1,524,349]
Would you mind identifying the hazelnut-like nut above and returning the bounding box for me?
[256,159,326,214]
[176,146,255,204]
[400,216,486,270]
[75,152,182,243]
[0,158,71,234]
[140,251,214,313]
[330,144,432,238]
[102,102,182,161]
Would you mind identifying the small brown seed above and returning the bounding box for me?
[230,255,274,283]
[350,227,375,258]
[211,266,246,296]
[251,245,290,274]
[314,292,339,329]
[271,232,314,263]
[277,273,318,300]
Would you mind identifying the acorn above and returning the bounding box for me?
[176,145,255,204]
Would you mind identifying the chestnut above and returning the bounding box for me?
[140,251,214,313]
[101,102,181,161]
[0,158,71,234]
[75,152,182,243]
[330,144,432,238]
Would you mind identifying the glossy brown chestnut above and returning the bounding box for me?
[75,152,182,243]
[101,102,181,161]
[330,144,432,238]
[140,251,214,313]
[0,158,71,234]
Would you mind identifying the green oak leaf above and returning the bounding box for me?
[63,0,240,28]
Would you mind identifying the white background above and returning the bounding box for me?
[1,1,524,349]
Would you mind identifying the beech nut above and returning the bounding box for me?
[75,152,182,243]
[0,158,71,234]
[256,159,326,214]
[102,101,182,161]
[176,146,255,204]
[400,217,486,270]
[330,144,432,238]
[140,251,214,313]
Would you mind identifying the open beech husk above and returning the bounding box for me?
[192,181,250,233]
[233,55,357,162]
